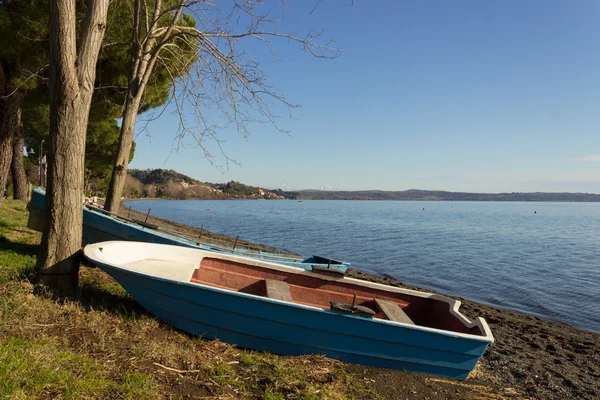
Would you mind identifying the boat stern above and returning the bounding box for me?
[27,187,46,232]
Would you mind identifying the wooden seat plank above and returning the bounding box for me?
[265,279,293,302]
[375,299,415,325]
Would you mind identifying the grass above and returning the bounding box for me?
[0,200,38,284]
[0,199,378,399]
[0,336,156,399]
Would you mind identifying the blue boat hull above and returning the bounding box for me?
[27,188,348,272]
[97,262,490,380]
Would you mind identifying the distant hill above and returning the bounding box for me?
[296,189,600,202]
[125,169,223,199]
[124,169,294,200]
[128,169,200,186]
[205,181,298,200]
[123,169,600,202]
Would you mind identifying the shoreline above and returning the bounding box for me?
[119,204,600,399]
[124,197,600,202]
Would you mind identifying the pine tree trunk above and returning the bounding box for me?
[11,107,28,200]
[0,66,16,207]
[104,93,140,212]
[0,126,13,207]
[37,0,109,290]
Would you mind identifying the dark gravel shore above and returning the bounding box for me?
[121,206,600,399]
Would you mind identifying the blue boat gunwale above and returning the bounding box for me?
[84,211,337,266]
[83,241,494,344]
[29,187,349,271]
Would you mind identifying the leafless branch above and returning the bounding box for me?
[106,0,339,208]
[0,64,50,99]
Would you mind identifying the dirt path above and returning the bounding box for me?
[119,205,600,399]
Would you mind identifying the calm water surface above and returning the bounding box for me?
[124,200,600,333]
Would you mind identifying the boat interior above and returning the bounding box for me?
[190,257,485,336]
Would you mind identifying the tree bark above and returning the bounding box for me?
[11,107,28,200]
[0,122,13,207]
[0,62,16,207]
[104,93,141,212]
[37,0,109,290]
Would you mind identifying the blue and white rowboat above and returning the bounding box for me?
[27,188,348,273]
[84,241,494,379]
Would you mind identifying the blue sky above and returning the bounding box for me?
[129,0,600,193]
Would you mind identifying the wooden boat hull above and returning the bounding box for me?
[84,241,493,380]
[27,188,348,272]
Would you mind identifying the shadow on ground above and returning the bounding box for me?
[75,278,149,318]
[0,237,39,256]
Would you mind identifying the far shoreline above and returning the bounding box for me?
[124,169,600,202]
[122,197,600,202]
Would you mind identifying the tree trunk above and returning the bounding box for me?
[0,69,17,207]
[37,0,109,290]
[11,107,28,200]
[104,0,174,212]
[104,93,141,212]
[0,124,13,207]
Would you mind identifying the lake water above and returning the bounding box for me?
[124,199,600,333]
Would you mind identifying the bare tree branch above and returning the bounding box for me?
[0,64,50,99]
[105,0,339,210]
